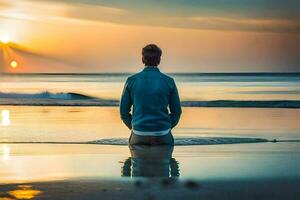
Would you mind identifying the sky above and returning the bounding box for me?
[0,0,299,73]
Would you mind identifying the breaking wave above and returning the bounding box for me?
[0,91,94,100]
[0,91,118,106]
[0,91,300,108]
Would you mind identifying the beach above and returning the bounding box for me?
[1,106,300,199]
[1,0,299,197]
[1,142,300,199]
[1,73,300,199]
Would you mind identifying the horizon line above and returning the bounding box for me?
[1,72,300,75]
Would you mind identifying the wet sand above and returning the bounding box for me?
[1,178,300,200]
[0,143,300,199]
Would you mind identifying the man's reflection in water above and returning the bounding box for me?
[122,145,180,178]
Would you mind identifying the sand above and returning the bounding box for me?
[1,178,300,200]
[1,142,300,199]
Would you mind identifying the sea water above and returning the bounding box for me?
[0,73,300,143]
[0,73,300,103]
[0,73,300,182]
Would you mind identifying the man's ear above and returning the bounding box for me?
[142,57,145,64]
[157,57,161,65]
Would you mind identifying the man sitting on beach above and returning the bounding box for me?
[120,44,182,145]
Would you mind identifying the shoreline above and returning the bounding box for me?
[1,99,300,108]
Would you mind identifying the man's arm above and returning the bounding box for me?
[120,79,132,129]
[169,79,182,128]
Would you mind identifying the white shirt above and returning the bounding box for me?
[132,128,171,136]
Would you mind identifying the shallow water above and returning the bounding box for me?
[0,142,300,183]
[1,106,300,143]
[1,106,300,184]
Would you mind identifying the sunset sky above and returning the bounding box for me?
[0,0,299,73]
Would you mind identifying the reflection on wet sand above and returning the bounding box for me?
[122,145,180,178]
[1,110,10,126]
[1,185,42,200]
[1,145,10,161]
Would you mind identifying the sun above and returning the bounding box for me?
[0,35,10,44]
[10,60,18,68]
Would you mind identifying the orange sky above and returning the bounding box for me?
[0,0,299,73]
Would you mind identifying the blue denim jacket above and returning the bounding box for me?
[120,67,182,132]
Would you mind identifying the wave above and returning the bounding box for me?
[0,91,119,106]
[0,91,300,108]
[88,137,269,145]
[2,137,299,146]
[0,91,94,100]
[0,137,270,146]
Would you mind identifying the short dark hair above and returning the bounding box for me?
[142,44,162,66]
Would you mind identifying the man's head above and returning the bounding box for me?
[142,44,162,66]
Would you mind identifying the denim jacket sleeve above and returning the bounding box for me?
[120,78,133,129]
[169,79,182,128]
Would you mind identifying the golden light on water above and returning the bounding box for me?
[8,185,42,199]
[2,145,10,161]
[10,61,18,69]
[1,110,11,126]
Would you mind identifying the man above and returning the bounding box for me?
[120,44,182,145]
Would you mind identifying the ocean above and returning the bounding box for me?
[0,73,300,143]
[1,73,300,183]
[0,73,300,106]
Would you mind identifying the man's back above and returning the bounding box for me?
[120,66,181,133]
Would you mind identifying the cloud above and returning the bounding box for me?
[0,0,299,72]
[1,0,299,33]
[0,0,71,23]
[188,17,300,33]
[31,0,300,19]
[64,6,300,33]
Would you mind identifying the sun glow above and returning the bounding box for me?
[10,60,18,68]
[0,34,10,44]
